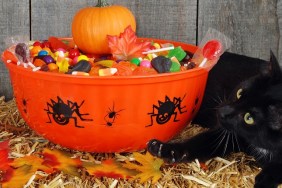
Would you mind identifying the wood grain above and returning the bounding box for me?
[0,0,30,100]
[31,0,197,44]
[113,0,198,44]
[198,0,279,62]
[31,0,93,40]
[277,0,282,62]
[0,0,282,98]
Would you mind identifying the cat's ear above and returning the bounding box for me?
[266,50,282,81]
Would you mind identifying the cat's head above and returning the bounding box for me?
[217,51,282,150]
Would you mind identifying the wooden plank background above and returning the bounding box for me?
[0,0,281,100]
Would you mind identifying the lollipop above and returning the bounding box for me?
[199,39,222,67]
[15,43,30,63]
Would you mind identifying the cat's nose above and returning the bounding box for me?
[218,105,234,119]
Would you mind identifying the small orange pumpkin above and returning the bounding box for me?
[72,0,136,54]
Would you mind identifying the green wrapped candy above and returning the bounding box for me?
[167,47,187,61]
[170,61,181,72]
[130,58,141,66]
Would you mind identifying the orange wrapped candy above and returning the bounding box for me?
[113,61,136,76]
[133,66,158,76]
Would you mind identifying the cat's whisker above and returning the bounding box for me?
[248,144,271,163]
[230,132,235,152]
[269,152,273,162]
[211,130,228,156]
[222,90,228,103]
[248,145,260,160]
[234,134,241,152]
[210,129,227,146]
[222,132,230,156]
[210,94,224,105]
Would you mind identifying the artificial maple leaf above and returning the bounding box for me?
[0,140,14,183]
[2,154,53,187]
[42,148,82,177]
[83,159,138,179]
[123,152,164,184]
[1,165,35,188]
[11,155,53,174]
[107,25,151,60]
[0,140,11,171]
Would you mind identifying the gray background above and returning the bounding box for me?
[1,0,281,99]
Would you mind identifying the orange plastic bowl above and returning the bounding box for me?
[2,38,209,152]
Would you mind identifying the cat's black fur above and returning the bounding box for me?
[147,51,282,188]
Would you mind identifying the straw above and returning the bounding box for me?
[0,96,276,187]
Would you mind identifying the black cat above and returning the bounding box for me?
[147,51,282,188]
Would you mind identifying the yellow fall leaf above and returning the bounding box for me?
[42,148,82,177]
[2,165,35,188]
[11,155,53,173]
[123,152,164,183]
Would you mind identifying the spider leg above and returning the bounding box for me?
[70,116,84,128]
[44,102,53,111]
[178,104,187,114]
[46,112,53,123]
[148,104,159,115]
[173,111,179,122]
[70,102,93,121]
[175,98,187,114]
[146,114,158,127]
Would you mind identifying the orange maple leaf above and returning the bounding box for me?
[1,154,53,187]
[107,25,151,60]
[1,165,35,188]
[83,159,138,179]
[11,155,53,174]
[123,152,164,184]
[42,148,82,177]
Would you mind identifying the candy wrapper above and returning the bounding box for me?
[4,35,32,67]
[192,28,232,70]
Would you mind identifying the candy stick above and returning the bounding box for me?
[28,62,36,69]
[142,46,174,55]
[199,39,222,67]
[32,67,41,72]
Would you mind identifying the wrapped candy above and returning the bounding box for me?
[193,28,232,70]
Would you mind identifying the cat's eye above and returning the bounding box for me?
[244,112,254,125]
[236,88,243,99]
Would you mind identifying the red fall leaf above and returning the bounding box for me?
[107,25,151,60]
[0,140,14,183]
[2,154,53,187]
[42,148,82,177]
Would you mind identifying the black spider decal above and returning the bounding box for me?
[45,96,93,128]
[147,95,187,127]
[192,97,199,114]
[22,98,28,114]
[104,103,124,126]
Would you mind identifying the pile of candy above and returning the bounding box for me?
[3,37,197,77]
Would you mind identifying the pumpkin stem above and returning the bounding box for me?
[95,0,110,7]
